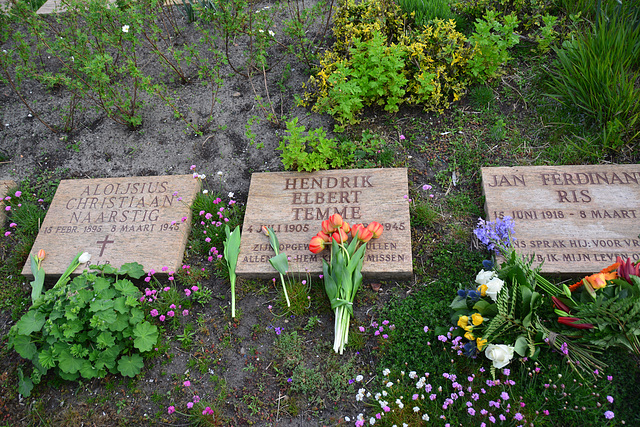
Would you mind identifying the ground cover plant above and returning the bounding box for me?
[0,0,639,425]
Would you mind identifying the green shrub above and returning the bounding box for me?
[8,263,156,396]
[277,117,353,170]
[545,11,640,151]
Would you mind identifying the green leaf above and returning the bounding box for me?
[118,354,144,377]
[30,255,45,304]
[133,321,158,352]
[113,297,127,314]
[93,276,112,294]
[16,311,46,335]
[58,350,84,374]
[128,307,144,325]
[38,347,56,370]
[514,335,529,357]
[17,369,33,397]
[96,331,116,350]
[269,252,289,275]
[110,313,130,332]
[450,296,468,311]
[12,334,38,360]
[118,263,145,279]
[90,299,114,312]
[79,360,99,379]
[95,345,121,370]
[114,279,140,296]
[99,264,118,275]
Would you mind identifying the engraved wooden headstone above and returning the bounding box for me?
[481,165,640,273]
[22,175,201,277]
[0,180,17,224]
[237,168,412,279]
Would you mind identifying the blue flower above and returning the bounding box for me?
[467,290,481,302]
[482,259,494,270]
[457,289,468,297]
[463,341,478,358]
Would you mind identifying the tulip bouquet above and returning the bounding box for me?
[552,256,640,359]
[309,214,383,354]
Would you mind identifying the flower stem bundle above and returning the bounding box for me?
[309,214,383,354]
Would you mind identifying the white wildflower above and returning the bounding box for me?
[228,192,234,198]
[122,25,130,33]
[386,382,394,388]
[268,30,275,37]
[422,414,430,421]
[217,171,223,176]
[409,371,417,379]
[413,407,420,412]
[202,189,209,194]
[356,375,364,382]
[383,368,390,376]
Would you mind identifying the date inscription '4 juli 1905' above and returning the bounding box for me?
[481,165,640,274]
[236,168,412,279]
[22,175,200,277]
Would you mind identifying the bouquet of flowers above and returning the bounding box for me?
[309,214,383,354]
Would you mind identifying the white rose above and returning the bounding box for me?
[485,277,505,301]
[78,252,92,264]
[475,269,496,286]
[485,344,515,369]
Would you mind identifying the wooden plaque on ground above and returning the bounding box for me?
[0,180,16,224]
[237,168,412,279]
[22,175,201,277]
[481,165,640,274]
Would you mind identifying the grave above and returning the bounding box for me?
[481,165,640,273]
[236,168,413,279]
[22,175,201,277]
[0,180,17,223]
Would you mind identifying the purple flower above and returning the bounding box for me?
[159,315,166,322]
[468,408,476,416]
[607,396,614,403]
[150,309,159,317]
[514,413,523,421]
[501,392,510,400]
[604,411,614,420]
[167,311,175,317]
[193,395,200,403]
[182,309,189,316]
[187,402,194,409]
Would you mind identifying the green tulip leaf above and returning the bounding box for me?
[269,252,289,275]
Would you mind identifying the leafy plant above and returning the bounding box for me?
[278,118,353,171]
[545,9,640,151]
[223,225,241,318]
[8,261,154,396]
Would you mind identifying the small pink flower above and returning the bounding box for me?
[144,277,151,282]
[193,395,200,403]
[4,231,10,237]
[184,380,191,387]
[159,315,166,322]
[187,402,194,409]
[162,266,168,272]
[399,134,405,140]
[5,206,10,211]
[163,286,171,292]
[168,276,174,281]
[181,216,187,222]
[185,289,191,296]
[168,406,175,414]
[191,286,199,292]
[170,304,176,309]
[150,309,159,317]
[182,309,189,316]
[167,311,175,317]
[9,223,16,228]
[190,165,196,170]
[359,326,365,332]
[14,191,21,197]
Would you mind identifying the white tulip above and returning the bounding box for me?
[79,252,92,264]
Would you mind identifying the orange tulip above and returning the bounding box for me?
[353,225,373,243]
[321,219,335,235]
[351,223,364,239]
[317,231,331,243]
[309,235,326,254]
[332,228,348,243]
[366,221,384,239]
[341,221,351,234]
[328,213,343,230]
[37,249,46,261]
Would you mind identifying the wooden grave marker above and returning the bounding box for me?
[481,165,640,273]
[237,168,413,279]
[22,175,200,277]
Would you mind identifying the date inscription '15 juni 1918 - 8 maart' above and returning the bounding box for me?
[481,164,640,274]
[22,175,201,277]
[236,168,412,279]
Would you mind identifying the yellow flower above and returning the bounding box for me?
[471,313,484,326]
[464,331,475,341]
[478,284,488,296]
[457,315,469,329]
[476,337,488,351]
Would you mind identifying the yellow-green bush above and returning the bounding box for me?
[303,0,519,126]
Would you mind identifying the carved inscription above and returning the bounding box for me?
[22,175,200,277]
[237,168,412,279]
[482,165,640,274]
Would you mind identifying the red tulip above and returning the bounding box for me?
[317,231,331,243]
[341,221,351,234]
[351,223,364,239]
[309,235,326,254]
[557,317,594,330]
[366,221,384,239]
[331,228,348,243]
[352,224,373,243]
